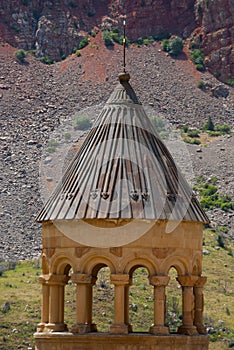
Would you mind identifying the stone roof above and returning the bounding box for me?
[37,73,209,223]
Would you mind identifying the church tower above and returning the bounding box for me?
[35,71,209,350]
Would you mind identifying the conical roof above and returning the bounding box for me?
[37,73,209,223]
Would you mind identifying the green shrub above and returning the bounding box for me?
[215,124,231,133]
[200,184,218,197]
[143,38,150,45]
[217,226,228,234]
[79,37,89,50]
[136,37,143,45]
[226,79,234,87]
[162,37,183,56]
[191,49,205,71]
[162,39,169,52]
[73,115,92,130]
[203,118,231,135]
[193,178,234,212]
[143,36,154,45]
[75,50,81,57]
[15,49,27,63]
[191,49,204,61]
[198,80,205,89]
[37,56,54,64]
[168,37,183,56]
[206,130,222,137]
[196,63,206,72]
[202,116,214,131]
[210,176,218,184]
[111,32,121,44]
[102,30,114,47]
[187,129,200,138]
[182,125,189,133]
[183,137,201,145]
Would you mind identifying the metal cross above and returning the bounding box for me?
[123,19,126,73]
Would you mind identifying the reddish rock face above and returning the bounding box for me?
[194,0,233,82]
[116,0,197,40]
[0,0,232,80]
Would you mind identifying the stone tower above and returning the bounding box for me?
[35,72,209,350]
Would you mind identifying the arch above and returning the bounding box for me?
[166,267,182,333]
[160,255,190,276]
[129,266,154,332]
[50,253,74,275]
[93,266,113,332]
[123,257,157,277]
[82,255,116,276]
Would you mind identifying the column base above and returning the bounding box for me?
[178,325,198,335]
[127,324,133,333]
[37,323,46,332]
[43,323,68,332]
[196,325,207,334]
[109,323,129,334]
[71,323,97,334]
[149,325,169,335]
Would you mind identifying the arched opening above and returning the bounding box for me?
[64,265,77,331]
[129,266,153,332]
[92,265,114,332]
[166,267,182,333]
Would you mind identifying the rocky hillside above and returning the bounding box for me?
[0,0,233,81]
[0,30,233,261]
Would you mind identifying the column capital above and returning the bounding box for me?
[177,275,198,287]
[110,274,130,286]
[40,274,70,286]
[71,273,96,285]
[150,276,170,287]
[39,274,49,284]
[194,276,207,288]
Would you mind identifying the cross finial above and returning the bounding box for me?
[123,18,126,73]
[119,17,130,82]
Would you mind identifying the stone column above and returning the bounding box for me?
[71,273,97,333]
[149,276,170,334]
[37,275,50,332]
[109,274,129,334]
[194,276,207,334]
[46,274,70,332]
[177,275,198,335]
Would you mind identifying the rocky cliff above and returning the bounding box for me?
[193,0,233,81]
[0,0,233,81]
